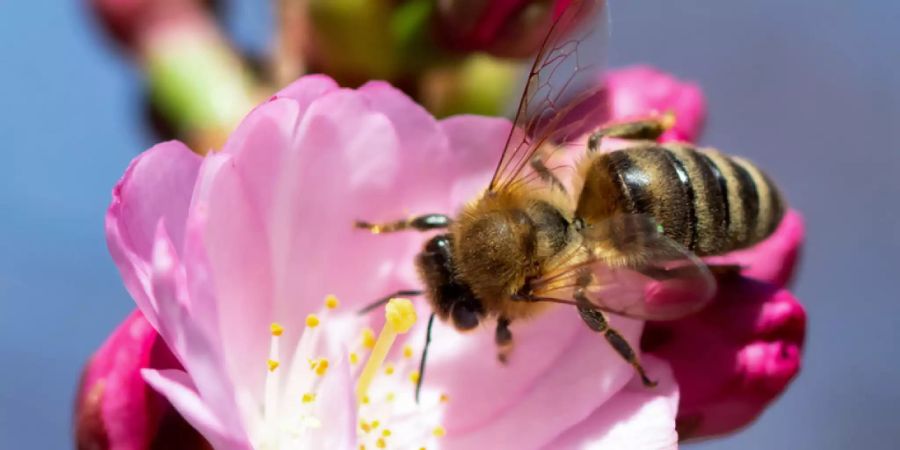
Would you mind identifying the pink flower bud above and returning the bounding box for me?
[74,310,209,450]
[88,0,216,50]
[434,0,570,58]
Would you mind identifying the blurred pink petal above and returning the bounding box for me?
[606,65,707,143]
[103,73,682,448]
[643,279,806,440]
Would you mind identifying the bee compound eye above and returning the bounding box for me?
[450,301,481,331]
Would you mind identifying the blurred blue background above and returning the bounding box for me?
[1,1,898,448]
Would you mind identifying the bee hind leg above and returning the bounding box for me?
[574,290,657,387]
[588,112,676,152]
[495,316,514,364]
[355,214,451,234]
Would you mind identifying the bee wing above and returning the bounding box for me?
[488,0,611,193]
[536,215,716,321]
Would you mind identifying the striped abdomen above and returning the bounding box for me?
[575,144,785,256]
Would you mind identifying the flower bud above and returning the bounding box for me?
[74,310,209,450]
[435,0,569,58]
[88,0,217,51]
[643,278,806,440]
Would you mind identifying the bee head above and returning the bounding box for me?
[416,234,485,331]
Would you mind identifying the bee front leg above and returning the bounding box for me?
[574,290,657,387]
[355,214,451,234]
[495,316,514,364]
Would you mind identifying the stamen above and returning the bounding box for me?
[439,393,449,403]
[403,345,414,359]
[267,359,280,372]
[432,426,446,438]
[371,420,380,429]
[384,364,395,375]
[409,371,420,384]
[302,393,316,403]
[355,298,417,402]
[325,294,340,309]
[362,328,376,350]
[314,358,329,376]
[385,392,395,402]
[376,438,387,449]
[306,314,320,328]
[360,420,372,433]
[270,323,284,336]
[350,352,359,365]
[382,429,392,437]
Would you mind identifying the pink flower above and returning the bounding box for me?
[104,74,682,449]
[603,65,806,439]
[74,310,210,450]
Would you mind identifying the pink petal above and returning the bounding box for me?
[149,225,250,442]
[142,369,251,450]
[643,279,805,439]
[606,66,707,142]
[543,357,679,450]
[706,210,805,287]
[106,140,201,328]
[424,306,642,448]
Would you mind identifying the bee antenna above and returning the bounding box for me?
[357,289,424,315]
[415,313,436,404]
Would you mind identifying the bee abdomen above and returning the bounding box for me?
[575,144,785,256]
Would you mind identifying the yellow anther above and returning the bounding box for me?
[325,294,340,309]
[302,393,316,403]
[314,358,329,376]
[382,429,392,437]
[409,371,420,384]
[270,323,284,336]
[384,364,395,375]
[360,420,372,433]
[420,447,427,450]
[362,328,376,349]
[350,352,359,365]
[439,393,449,403]
[376,438,386,449]
[371,419,380,429]
[306,314,320,328]
[355,299,418,402]
[359,446,366,450]
[432,425,446,438]
[386,392,395,402]
[267,359,280,372]
[403,345,414,359]
[361,395,370,404]
[385,298,417,333]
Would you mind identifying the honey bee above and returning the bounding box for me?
[356,0,784,398]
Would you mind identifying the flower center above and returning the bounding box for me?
[255,295,450,449]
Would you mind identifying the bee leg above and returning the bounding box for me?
[495,316,514,364]
[357,289,425,314]
[575,290,657,387]
[530,155,567,194]
[588,112,676,152]
[355,214,451,234]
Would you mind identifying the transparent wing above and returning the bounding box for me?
[534,215,716,321]
[488,0,611,192]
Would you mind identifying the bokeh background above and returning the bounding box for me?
[1,1,898,448]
